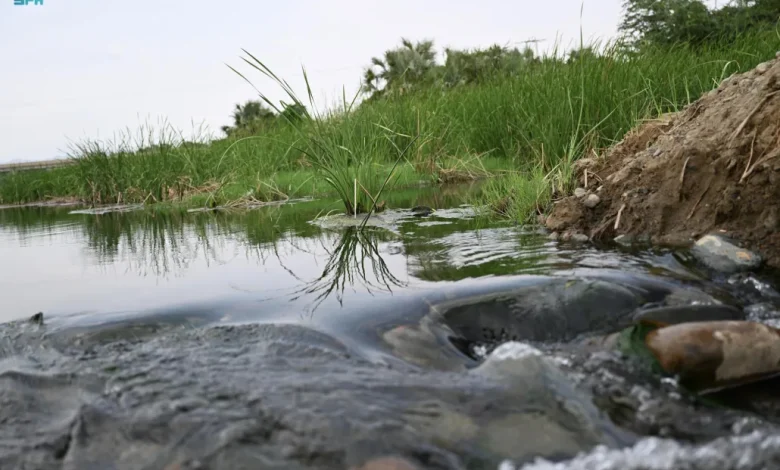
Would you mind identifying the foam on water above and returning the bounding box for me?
[505,431,780,470]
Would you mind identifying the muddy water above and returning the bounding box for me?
[1,186,780,469]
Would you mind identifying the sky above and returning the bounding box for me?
[0,0,624,163]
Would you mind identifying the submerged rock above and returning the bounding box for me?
[431,277,644,344]
[410,206,434,217]
[691,234,763,273]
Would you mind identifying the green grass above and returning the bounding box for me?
[1,29,777,216]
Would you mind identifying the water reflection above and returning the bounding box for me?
[290,227,407,313]
[0,187,702,322]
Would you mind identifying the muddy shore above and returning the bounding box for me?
[545,53,780,270]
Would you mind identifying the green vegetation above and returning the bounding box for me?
[620,0,780,49]
[1,1,778,221]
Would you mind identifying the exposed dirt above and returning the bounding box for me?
[545,54,780,269]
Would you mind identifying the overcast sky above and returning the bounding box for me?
[0,0,624,163]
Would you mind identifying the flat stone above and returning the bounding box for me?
[574,188,587,198]
[583,194,601,209]
[691,234,763,273]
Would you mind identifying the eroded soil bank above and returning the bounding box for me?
[545,54,780,269]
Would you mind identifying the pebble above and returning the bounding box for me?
[691,234,763,273]
[548,232,559,241]
[574,187,588,198]
[756,61,771,74]
[571,233,590,243]
[583,194,601,208]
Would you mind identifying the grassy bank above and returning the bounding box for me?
[2,30,777,216]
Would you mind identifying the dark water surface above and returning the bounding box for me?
[3,187,780,469]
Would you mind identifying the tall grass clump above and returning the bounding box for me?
[227,50,419,216]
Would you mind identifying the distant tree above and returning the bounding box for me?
[619,0,780,49]
[441,45,537,87]
[221,100,275,136]
[566,46,599,64]
[279,102,308,123]
[362,38,437,96]
[619,0,717,48]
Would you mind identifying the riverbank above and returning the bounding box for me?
[544,52,780,269]
[1,30,777,213]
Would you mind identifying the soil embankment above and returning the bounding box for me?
[545,53,780,268]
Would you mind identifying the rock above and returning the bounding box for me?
[614,234,633,246]
[583,193,601,209]
[691,234,763,273]
[435,277,644,344]
[632,304,743,326]
[756,61,771,74]
[548,232,559,241]
[544,199,583,232]
[762,207,779,230]
[574,187,588,198]
[471,342,633,461]
[644,320,780,393]
[410,206,434,217]
[571,233,590,243]
[28,312,44,325]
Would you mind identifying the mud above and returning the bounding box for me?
[545,54,780,269]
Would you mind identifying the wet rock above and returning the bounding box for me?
[547,232,559,241]
[691,234,763,273]
[28,312,43,325]
[644,320,780,393]
[573,187,587,198]
[632,304,743,326]
[434,277,644,344]
[583,194,601,209]
[411,206,434,217]
[472,342,633,463]
[570,233,590,243]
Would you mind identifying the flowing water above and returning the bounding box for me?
[2,185,780,470]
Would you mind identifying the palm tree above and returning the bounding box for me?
[362,38,437,96]
[222,100,276,136]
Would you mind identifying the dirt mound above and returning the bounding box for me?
[546,53,780,269]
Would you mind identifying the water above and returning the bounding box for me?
[2,186,780,469]
[0,188,700,326]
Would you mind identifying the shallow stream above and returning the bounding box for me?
[2,185,780,469]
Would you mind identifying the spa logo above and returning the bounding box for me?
[14,0,44,5]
